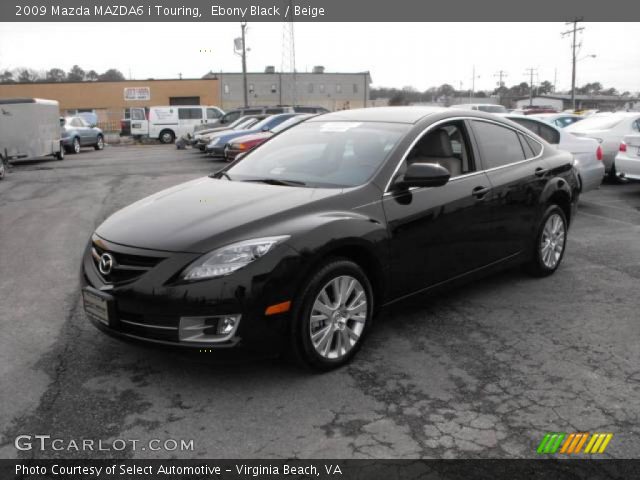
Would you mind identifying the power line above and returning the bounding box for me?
[524,67,538,106]
[494,70,508,88]
[562,18,585,110]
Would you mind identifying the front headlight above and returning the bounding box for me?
[181,236,290,280]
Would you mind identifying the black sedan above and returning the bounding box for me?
[81,107,579,370]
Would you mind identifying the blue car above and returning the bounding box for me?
[205,113,300,158]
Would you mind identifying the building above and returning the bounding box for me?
[206,66,372,111]
[0,78,220,131]
[514,94,638,112]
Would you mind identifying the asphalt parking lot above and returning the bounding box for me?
[0,144,639,459]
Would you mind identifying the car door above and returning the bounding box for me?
[177,107,204,137]
[205,107,222,126]
[129,108,148,136]
[71,117,91,145]
[382,120,496,298]
[469,119,551,257]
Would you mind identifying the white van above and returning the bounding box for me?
[130,106,224,144]
[0,98,64,178]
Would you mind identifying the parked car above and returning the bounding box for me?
[206,113,300,158]
[224,114,313,161]
[566,112,640,179]
[194,115,267,151]
[452,103,508,113]
[520,105,558,115]
[502,114,604,192]
[532,113,583,129]
[0,98,64,172]
[81,107,579,369]
[129,106,224,143]
[61,116,104,153]
[212,105,329,127]
[615,134,640,181]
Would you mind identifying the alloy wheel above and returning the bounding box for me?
[540,213,565,269]
[309,275,367,360]
[73,138,80,153]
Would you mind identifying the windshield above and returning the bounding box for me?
[569,114,624,131]
[270,115,311,133]
[226,121,409,188]
[233,118,259,130]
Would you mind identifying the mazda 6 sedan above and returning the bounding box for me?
[82,107,579,370]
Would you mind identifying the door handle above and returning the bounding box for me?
[535,167,549,177]
[472,186,491,199]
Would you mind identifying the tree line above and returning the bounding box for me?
[372,81,633,106]
[0,65,126,83]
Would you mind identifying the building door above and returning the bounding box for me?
[169,96,200,106]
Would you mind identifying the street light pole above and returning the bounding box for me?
[241,21,248,108]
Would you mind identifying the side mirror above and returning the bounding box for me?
[261,126,270,132]
[394,163,450,189]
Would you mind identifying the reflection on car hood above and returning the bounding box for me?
[95,177,342,253]
[229,131,272,145]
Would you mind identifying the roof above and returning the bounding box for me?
[309,106,447,123]
[517,94,637,102]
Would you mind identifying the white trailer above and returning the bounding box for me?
[0,98,64,178]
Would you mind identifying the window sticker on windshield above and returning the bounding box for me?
[320,122,362,132]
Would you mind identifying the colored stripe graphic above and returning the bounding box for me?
[585,433,613,454]
[539,432,613,454]
[537,433,566,454]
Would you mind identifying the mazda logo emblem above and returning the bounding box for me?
[98,253,114,275]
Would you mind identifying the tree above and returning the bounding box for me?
[602,87,618,96]
[67,65,85,82]
[538,80,554,95]
[16,68,38,83]
[98,69,126,81]
[388,92,410,106]
[576,82,602,95]
[436,83,455,98]
[0,70,14,83]
[86,70,99,81]
[46,68,66,82]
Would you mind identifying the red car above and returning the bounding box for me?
[224,114,313,161]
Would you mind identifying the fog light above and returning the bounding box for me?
[217,316,238,335]
[179,314,241,343]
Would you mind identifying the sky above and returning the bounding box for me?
[0,22,639,93]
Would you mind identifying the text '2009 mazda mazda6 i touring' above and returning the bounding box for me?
[82,107,579,370]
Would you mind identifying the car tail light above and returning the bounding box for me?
[596,145,603,160]
[619,142,627,153]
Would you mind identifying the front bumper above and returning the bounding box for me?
[206,144,226,157]
[82,235,302,353]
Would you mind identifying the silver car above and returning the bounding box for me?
[566,112,640,179]
[615,134,640,181]
[61,116,104,154]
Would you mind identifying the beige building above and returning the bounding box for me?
[0,79,220,131]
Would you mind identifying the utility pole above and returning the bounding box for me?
[524,67,538,106]
[562,18,585,111]
[241,21,248,107]
[469,65,480,102]
[493,70,508,106]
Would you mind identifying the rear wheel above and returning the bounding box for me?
[55,144,64,160]
[525,205,567,277]
[290,259,373,370]
[94,135,104,150]
[159,130,175,144]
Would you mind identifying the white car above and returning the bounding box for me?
[532,113,583,129]
[566,112,640,179]
[502,114,604,192]
[615,134,640,181]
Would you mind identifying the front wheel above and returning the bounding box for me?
[524,205,567,277]
[290,259,373,370]
[159,130,175,144]
[94,135,104,150]
[68,137,81,154]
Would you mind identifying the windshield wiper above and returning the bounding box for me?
[242,178,306,187]
[209,171,233,180]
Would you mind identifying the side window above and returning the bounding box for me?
[222,111,241,124]
[633,119,640,132]
[405,121,475,178]
[524,136,543,157]
[131,109,146,121]
[206,108,221,120]
[510,118,560,145]
[472,121,525,169]
[71,118,83,127]
[178,108,203,120]
[243,109,262,115]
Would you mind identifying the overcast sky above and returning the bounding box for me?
[1,22,638,92]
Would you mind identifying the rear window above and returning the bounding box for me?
[569,115,624,131]
[509,118,560,145]
[477,105,508,113]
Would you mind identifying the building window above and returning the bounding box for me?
[336,84,342,93]
[224,84,230,94]
[353,83,358,93]
[249,84,255,94]
[271,84,277,94]
[319,84,325,94]
[308,83,314,94]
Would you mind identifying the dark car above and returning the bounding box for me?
[206,113,300,158]
[81,107,579,370]
[213,105,328,127]
[61,116,104,153]
[224,114,313,161]
[194,115,267,151]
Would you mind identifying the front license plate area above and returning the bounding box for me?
[82,287,114,326]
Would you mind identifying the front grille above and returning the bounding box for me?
[92,242,165,284]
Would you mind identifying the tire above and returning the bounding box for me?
[159,130,175,144]
[289,259,374,370]
[0,162,4,180]
[68,137,81,154]
[94,135,104,151]
[524,205,568,277]
[55,144,64,160]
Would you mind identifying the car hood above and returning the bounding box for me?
[95,177,343,253]
[210,129,261,145]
